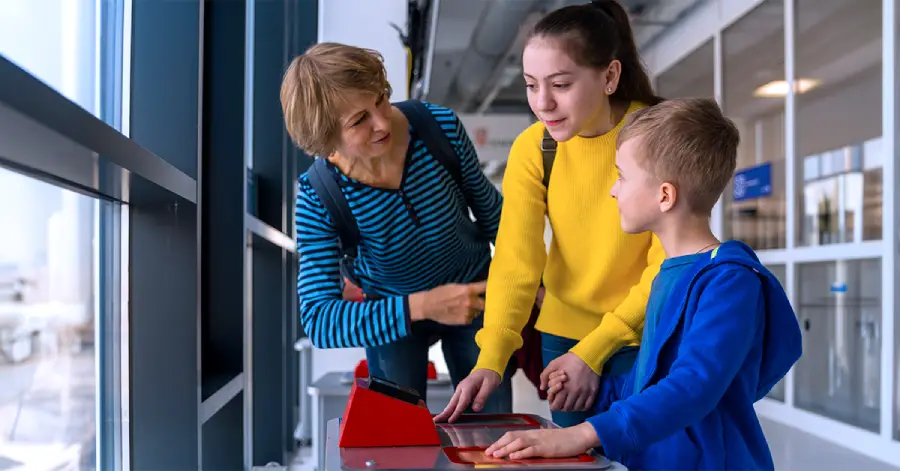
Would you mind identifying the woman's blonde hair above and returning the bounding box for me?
[280,42,393,157]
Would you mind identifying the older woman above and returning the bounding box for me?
[281,42,512,412]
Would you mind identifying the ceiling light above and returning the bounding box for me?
[753,78,821,98]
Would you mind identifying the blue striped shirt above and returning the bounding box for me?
[295,103,503,349]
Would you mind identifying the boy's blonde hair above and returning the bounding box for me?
[617,97,740,214]
[280,42,393,157]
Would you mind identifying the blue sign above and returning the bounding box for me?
[733,162,772,202]
[830,282,847,293]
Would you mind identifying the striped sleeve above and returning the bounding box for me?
[295,178,411,348]
[435,105,503,242]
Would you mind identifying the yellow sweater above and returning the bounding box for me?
[474,101,665,376]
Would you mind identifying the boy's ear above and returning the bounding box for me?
[659,182,677,213]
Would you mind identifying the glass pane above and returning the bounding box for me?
[0,0,122,127]
[765,264,787,402]
[0,167,98,468]
[794,259,881,432]
[796,0,882,246]
[722,0,787,250]
[656,39,714,99]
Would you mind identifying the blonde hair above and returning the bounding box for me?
[617,97,740,214]
[280,42,393,157]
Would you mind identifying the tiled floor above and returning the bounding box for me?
[291,371,900,471]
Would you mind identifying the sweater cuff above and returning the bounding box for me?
[473,330,520,379]
[586,409,630,456]
[569,319,633,375]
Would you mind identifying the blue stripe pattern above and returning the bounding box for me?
[295,102,503,349]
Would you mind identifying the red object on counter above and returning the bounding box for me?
[339,378,441,448]
[353,360,369,378]
[427,361,437,380]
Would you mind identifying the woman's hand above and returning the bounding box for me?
[433,368,501,423]
[485,423,600,460]
[540,353,600,412]
[408,281,487,325]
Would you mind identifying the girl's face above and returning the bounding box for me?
[522,37,621,141]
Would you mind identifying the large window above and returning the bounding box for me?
[656,39,714,99]
[0,0,106,120]
[721,0,787,251]
[795,0,883,246]
[0,168,99,469]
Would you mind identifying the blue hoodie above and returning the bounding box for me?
[586,240,802,471]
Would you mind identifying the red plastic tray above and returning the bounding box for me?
[444,447,594,465]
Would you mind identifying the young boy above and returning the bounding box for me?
[483,98,803,470]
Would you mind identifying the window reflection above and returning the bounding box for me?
[0,167,97,469]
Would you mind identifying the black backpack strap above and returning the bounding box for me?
[306,159,362,287]
[394,100,463,188]
[541,128,557,194]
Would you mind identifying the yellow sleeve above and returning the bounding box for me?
[473,126,547,376]
[569,234,666,374]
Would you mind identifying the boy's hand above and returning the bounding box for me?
[540,353,599,412]
[485,423,600,460]
[546,371,567,403]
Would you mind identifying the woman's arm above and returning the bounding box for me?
[570,235,665,373]
[296,179,411,348]
[446,108,504,242]
[473,124,549,376]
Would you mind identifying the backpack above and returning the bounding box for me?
[306,101,558,288]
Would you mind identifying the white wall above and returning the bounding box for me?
[457,114,533,163]
[313,0,410,379]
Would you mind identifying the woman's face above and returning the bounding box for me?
[522,37,620,141]
[333,90,394,159]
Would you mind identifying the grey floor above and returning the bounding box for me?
[290,371,900,471]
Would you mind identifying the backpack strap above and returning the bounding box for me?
[541,128,557,195]
[306,158,362,287]
[394,100,463,188]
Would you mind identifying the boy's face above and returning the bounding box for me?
[610,137,664,234]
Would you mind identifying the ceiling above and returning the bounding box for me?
[421,0,704,114]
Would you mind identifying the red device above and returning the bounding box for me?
[339,377,441,448]
[355,359,437,381]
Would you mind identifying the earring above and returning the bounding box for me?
[607,87,613,93]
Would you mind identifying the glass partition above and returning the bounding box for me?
[721,0,787,251]
[795,0,883,246]
[656,39,714,99]
[0,167,99,469]
[793,259,881,432]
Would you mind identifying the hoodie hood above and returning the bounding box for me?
[706,240,803,399]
